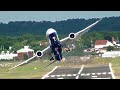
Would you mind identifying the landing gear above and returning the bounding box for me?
[50,57,54,61]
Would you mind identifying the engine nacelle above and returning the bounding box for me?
[69,33,76,39]
[36,51,43,57]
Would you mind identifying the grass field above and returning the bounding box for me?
[0,57,120,79]
[0,60,58,79]
[0,59,84,79]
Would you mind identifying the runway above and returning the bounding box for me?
[41,63,115,79]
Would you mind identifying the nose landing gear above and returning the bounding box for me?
[50,57,54,61]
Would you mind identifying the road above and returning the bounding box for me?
[41,63,115,79]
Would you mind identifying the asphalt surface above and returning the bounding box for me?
[42,64,115,79]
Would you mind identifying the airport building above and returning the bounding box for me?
[0,51,18,60]
[95,40,114,49]
[102,51,120,58]
[17,46,34,60]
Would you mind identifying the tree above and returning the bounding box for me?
[107,46,114,51]
[1,16,120,36]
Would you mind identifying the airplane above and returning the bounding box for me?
[9,19,102,70]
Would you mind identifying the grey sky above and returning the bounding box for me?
[0,11,120,23]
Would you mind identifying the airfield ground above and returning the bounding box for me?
[42,64,114,79]
[0,57,120,79]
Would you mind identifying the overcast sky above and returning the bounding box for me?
[0,11,120,23]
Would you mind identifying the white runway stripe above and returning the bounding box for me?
[102,72,107,75]
[41,66,58,79]
[92,76,97,78]
[86,73,90,76]
[81,73,85,76]
[108,72,111,74]
[81,73,90,76]
[92,73,95,75]
[73,74,77,76]
[67,74,72,76]
[97,73,101,75]
[80,72,111,76]
[51,75,55,77]
[75,65,84,79]
[42,64,113,79]
[58,78,63,79]
[109,63,115,79]
[91,77,111,79]
[48,74,77,77]
[56,75,61,77]
[61,74,66,76]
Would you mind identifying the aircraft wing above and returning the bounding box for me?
[60,19,102,46]
[8,46,51,71]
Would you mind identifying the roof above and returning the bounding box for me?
[95,40,107,45]
[17,46,34,53]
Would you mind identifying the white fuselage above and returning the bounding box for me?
[46,28,62,61]
[46,28,59,45]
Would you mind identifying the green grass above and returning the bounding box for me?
[0,60,58,79]
[0,57,120,79]
[0,58,88,79]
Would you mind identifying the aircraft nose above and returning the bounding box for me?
[46,28,57,37]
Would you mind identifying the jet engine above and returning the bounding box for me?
[69,33,76,39]
[36,51,43,57]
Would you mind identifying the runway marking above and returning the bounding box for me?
[81,73,85,76]
[97,73,101,75]
[49,72,112,79]
[86,73,90,76]
[58,78,63,79]
[81,73,90,76]
[56,75,61,77]
[102,72,107,75]
[61,74,66,76]
[92,73,95,75]
[42,64,113,79]
[92,76,97,78]
[67,74,72,76]
[51,75,55,77]
[109,63,115,79]
[91,77,111,79]
[80,72,111,76]
[41,66,58,79]
[47,74,77,78]
[75,65,84,79]
[108,72,111,74]
[73,74,77,76]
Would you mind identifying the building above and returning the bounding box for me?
[17,46,34,60]
[102,51,120,58]
[0,51,18,60]
[95,40,114,49]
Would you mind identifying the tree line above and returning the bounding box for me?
[0,16,120,36]
[0,31,119,53]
